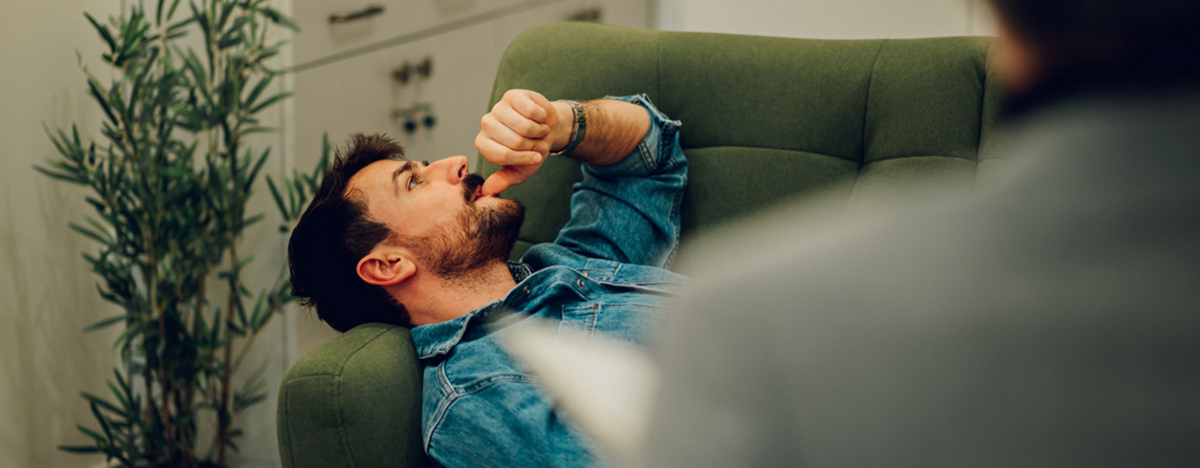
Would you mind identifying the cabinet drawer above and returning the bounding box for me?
[293,0,530,66]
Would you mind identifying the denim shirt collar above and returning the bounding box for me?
[411,261,532,359]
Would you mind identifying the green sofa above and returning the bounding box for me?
[276,22,1004,468]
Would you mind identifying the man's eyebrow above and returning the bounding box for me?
[392,161,418,196]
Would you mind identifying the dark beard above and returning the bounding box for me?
[410,174,525,280]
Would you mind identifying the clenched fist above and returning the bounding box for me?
[475,89,571,196]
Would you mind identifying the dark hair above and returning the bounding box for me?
[288,133,411,332]
[988,0,1200,84]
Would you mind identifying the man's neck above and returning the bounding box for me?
[406,261,517,326]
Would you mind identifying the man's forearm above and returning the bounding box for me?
[549,99,650,166]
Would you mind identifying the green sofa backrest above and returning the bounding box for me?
[481,23,1004,259]
[278,23,1003,468]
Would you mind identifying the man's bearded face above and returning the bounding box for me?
[402,173,525,279]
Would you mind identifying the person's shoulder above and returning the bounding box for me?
[521,242,586,269]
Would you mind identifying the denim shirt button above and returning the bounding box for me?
[523,286,531,294]
[576,279,585,288]
[581,271,589,278]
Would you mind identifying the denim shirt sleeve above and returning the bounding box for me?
[426,380,596,467]
[552,94,688,269]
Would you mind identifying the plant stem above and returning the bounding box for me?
[218,242,236,467]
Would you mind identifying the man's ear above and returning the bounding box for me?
[356,247,417,287]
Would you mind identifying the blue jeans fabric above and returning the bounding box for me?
[411,94,690,467]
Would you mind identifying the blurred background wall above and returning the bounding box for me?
[1,1,993,467]
[1,2,135,467]
[658,0,995,38]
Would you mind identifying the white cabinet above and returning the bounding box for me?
[292,0,533,66]
[288,0,650,360]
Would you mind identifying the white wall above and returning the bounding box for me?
[1,2,128,467]
[657,0,997,39]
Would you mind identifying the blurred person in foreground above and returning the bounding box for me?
[288,91,688,467]
[645,0,1200,466]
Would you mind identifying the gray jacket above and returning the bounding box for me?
[646,89,1200,467]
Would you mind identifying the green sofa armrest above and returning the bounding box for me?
[277,323,430,468]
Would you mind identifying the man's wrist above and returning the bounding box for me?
[549,100,581,155]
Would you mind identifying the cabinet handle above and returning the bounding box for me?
[329,5,385,24]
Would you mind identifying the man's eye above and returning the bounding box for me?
[407,175,420,190]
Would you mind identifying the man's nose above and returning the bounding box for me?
[431,155,470,184]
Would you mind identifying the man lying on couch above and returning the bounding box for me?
[286,89,689,467]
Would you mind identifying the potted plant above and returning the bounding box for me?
[37,1,326,466]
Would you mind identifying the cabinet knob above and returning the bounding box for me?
[329,5,385,24]
[393,63,411,84]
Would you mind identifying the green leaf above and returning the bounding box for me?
[58,445,101,454]
[240,126,276,135]
[110,319,150,353]
[242,213,264,228]
[44,124,76,161]
[217,0,235,30]
[247,91,291,114]
[166,0,183,21]
[85,74,119,126]
[33,165,84,184]
[248,290,266,329]
[81,392,124,415]
[84,13,116,53]
[243,74,273,108]
[286,175,299,215]
[234,298,249,331]
[317,132,332,176]
[75,424,106,445]
[83,314,126,333]
[69,222,113,245]
[266,176,287,218]
[85,196,107,214]
[218,29,243,50]
[107,380,131,413]
[89,401,114,443]
[210,309,222,343]
[260,6,299,32]
[243,147,270,191]
[237,255,255,272]
[166,16,196,33]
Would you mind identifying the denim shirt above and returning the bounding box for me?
[411,95,690,468]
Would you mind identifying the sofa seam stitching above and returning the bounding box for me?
[681,144,859,163]
[334,369,356,468]
[868,153,978,164]
[975,39,994,185]
[849,40,888,205]
[332,326,392,377]
[280,385,294,467]
[859,39,888,165]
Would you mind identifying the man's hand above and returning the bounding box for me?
[476,89,571,196]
